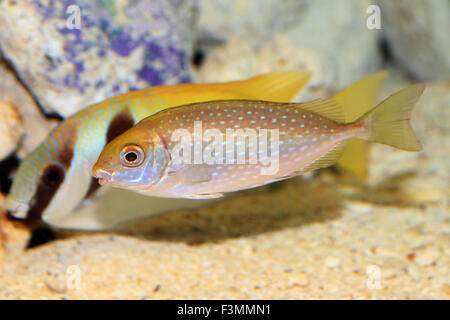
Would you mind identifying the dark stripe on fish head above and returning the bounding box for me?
[9,122,78,223]
[106,108,135,143]
[56,122,77,170]
[27,163,65,223]
[81,108,135,201]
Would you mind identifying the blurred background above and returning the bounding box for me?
[0,0,448,299]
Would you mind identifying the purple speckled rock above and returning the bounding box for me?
[0,0,197,117]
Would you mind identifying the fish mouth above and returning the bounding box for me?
[93,168,113,185]
[5,197,29,220]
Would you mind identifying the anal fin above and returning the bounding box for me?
[296,142,346,175]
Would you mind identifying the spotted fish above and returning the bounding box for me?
[6,71,312,229]
[93,84,424,199]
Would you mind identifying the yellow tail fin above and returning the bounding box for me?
[332,71,389,178]
[228,71,311,102]
[358,84,424,152]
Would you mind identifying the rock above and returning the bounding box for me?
[0,0,197,117]
[378,0,450,81]
[196,0,381,97]
[291,272,309,287]
[324,255,341,268]
[197,0,308,47]
[406,264,421,281]
[381,267,399,279]
[0,102,23,161]
[0,193,30,256]
[0,61,56,157]
[414,247,441,267]
[344,201,374,214]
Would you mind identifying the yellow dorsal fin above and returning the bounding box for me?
[298,142,346,174]
[296,99,346,123]
[333,70,389,122]
[229,70,311,102]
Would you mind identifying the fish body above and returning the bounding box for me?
[93,84,424,199]
[6,71,311,227]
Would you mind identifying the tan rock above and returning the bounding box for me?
[196,0,381,97]
[0,102,23,160]
[415,248,441,267]
[406,264,421,282]
[324,256,341,268]
[0,193,30,256]
[0,61,56,157]
[378,0,450,81]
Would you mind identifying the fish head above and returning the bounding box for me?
[6,159,66,223]
[92,124,169,191]
[6,123,79,223]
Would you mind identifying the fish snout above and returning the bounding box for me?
[92,166,113,185]
[5,197,29,220]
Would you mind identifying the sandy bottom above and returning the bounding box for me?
[0,81,448,299]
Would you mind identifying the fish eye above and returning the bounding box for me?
[41,164,65,187]
[120,145,145,167]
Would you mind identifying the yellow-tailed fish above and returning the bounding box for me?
[92,84,424,199]
[6,71,311,229]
